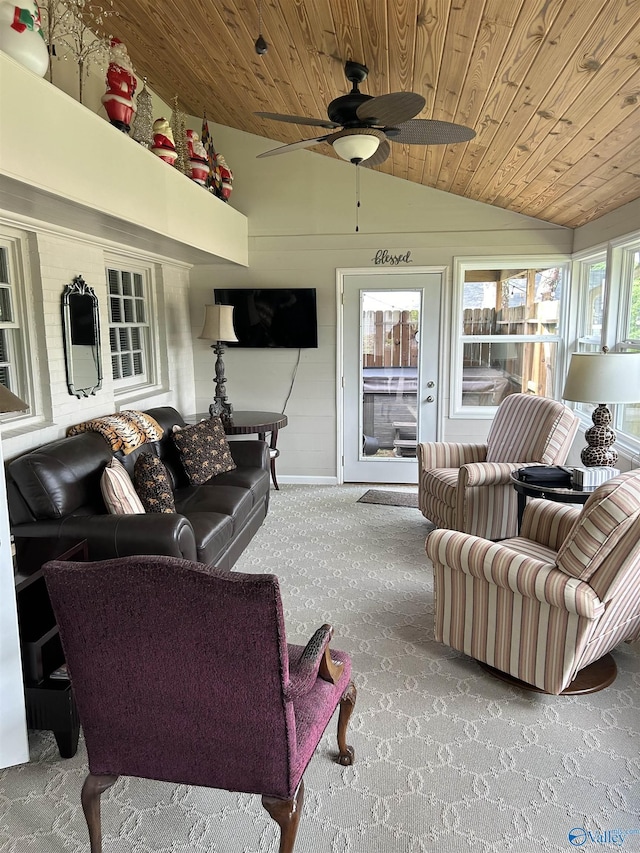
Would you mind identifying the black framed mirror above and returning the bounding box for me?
[62,276,102,398]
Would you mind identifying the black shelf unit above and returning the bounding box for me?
[14,538,88,758]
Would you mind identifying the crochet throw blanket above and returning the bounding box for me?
[66,410,164,455]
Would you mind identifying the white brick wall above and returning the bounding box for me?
[0,218,196,460]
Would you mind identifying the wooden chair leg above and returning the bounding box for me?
[262,779,304,853]
[337,680,357,765]
[81,773,119,853]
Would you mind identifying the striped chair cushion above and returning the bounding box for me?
[421,469,459,507]
[492,535,559,564]
[458,482,517,540]
[519,498,581,551]
[557,471,640,582]
[486,394,577,464]
[421,495,457,530]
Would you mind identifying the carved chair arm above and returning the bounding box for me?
[284,623,345,700]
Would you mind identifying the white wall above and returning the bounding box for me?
[188,121,575,481]
[0,222,198,461]
[573,197,640,253]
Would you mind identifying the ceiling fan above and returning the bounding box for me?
[255,60,476,166]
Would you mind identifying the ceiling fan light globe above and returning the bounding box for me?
[332,134,380,163]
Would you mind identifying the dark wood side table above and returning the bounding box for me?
[14,537,88,758]
[510,472,593,531]
[225,411,288,490]
[193,410,288,490]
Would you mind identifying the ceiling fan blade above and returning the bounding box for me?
[356,92,426,126]
[255,111,339,129]
[387,119,476,145]
[257,135,330,158]
[361,139,390,167]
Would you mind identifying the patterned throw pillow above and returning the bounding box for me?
[171,417,236,485]
[100,457,146,514]
[133,452,176,513]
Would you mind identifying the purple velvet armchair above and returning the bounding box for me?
[43,555,356,853]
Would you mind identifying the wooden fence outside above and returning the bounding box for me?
[362,310,418,367]
[360,304,559,398]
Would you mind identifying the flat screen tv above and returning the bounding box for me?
[215,288,318,348]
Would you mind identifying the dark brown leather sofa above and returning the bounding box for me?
[6,406,270,570]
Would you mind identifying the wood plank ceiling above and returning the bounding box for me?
[99,0,640,228]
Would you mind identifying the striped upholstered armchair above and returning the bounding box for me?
[417,393,579,540]
[426,470,640,695]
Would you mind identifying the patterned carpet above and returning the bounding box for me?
[1,484,639,852]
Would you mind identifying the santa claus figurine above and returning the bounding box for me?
[101,38,137,133]
[151,118,177,165]
[217,154,233,201]
[0,1,48,77]
[186,129,208,186]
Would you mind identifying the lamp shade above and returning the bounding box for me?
[198,304,238,343]
[332,133,380,163]
[0,382,28,413]
[562,352,640,404]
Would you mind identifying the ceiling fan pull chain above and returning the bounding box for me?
[355,164,361,233]
[255,0,268,54]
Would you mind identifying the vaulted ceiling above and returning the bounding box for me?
[102,0,640,229]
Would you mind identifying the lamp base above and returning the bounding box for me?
[581,403,617,466]
[209,399,233,421]
[209,342,233,423]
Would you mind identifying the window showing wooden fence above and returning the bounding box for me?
[359,302,560,405]
[462,302,559,400]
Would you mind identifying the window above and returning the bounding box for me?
[107,266,152,389]
[453,259,566,415]
[575,256,607,353]
[0,234,29,415]
[571,254,608,421]
[573,244,639,448]
[617,246,640,441]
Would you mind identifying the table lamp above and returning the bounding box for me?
[198,304,238,419]
[562,349,640,466]
[0,383,28,414]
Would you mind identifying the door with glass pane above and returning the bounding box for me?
[341,271,442,483]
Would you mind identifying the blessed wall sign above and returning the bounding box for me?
[372,249,413,266]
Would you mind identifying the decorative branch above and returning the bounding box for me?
[38,0,68,82]
[54,0,119,103]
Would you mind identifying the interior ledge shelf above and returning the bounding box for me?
[0,54,248,267]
